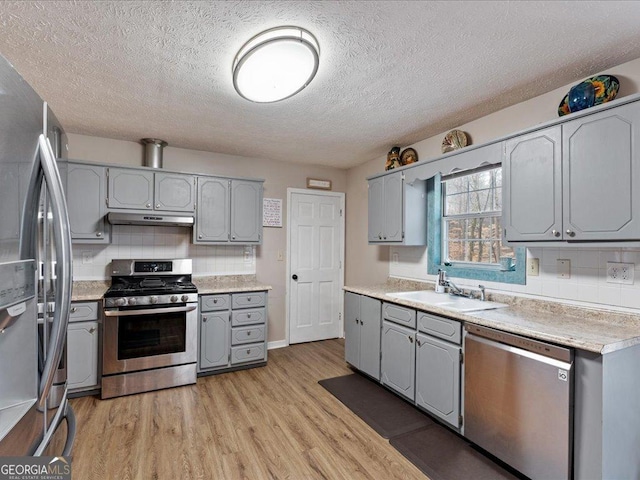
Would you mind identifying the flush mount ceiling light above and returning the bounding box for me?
[232,26,320,103]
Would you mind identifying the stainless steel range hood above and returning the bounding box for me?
[107,212,194,227]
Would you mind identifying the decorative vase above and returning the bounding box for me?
[567,81,596,113]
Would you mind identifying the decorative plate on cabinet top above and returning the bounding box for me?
[400,148,418,165]
[558,74,620,116]
[441,130,468,153]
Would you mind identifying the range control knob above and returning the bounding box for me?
[114,298,127,307]
[181,295,189,302]
[150,296,158,304]
[170,295,179,303]
[128,298,137,306]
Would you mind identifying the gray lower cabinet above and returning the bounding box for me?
[193,176,263,244]
[381,320,416,401]
[504,100,640,242]
[66,162,110,243]
[415,332,461,428]
[67,301,100,392]
[200,310,231,370]
[344,292,382,380]
[198,291,268,373]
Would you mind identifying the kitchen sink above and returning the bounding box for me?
[386,290,508,313]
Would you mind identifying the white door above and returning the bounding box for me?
[288,189,344,344]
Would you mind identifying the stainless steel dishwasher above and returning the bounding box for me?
[464,324,573,480]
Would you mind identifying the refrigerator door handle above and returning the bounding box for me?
[36,134,72,408]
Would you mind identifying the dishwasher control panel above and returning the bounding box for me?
[465,324,572,362]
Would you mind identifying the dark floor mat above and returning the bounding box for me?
[318,373,434,438]
[390,424,524,480]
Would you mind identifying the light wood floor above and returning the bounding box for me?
[70,339,427,479]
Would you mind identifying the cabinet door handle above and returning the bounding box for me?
[551,229,560,237]
[408,335,414,343]
[156,204,161,209]
[146,203,151,208]
[89,327,96,334]
[202,316,207,323]
[360,320,363,325]
[378,233,382,240]
[355,318,359,324]
[566,229,576,237]
[416,338,421,346]
[232,236,236,240]
[96,232,102,237]
[198,234,203,239]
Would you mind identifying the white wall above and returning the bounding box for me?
[346,56,640,313]
[68,134,347,342]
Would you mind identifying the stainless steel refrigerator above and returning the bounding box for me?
[0,54,75,456]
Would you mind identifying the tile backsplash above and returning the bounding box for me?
[390,246,640,312]
[72,226,256,280]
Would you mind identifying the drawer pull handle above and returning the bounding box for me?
[213,299,218,304]
[247,297,252,301]
[247,331,251,336]
[71,307,77,313]
[246,349,251,354]
[247,314,252,318]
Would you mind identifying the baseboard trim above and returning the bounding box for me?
[267,340,288,350]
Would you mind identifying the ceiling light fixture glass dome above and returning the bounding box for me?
[232,26,320,103]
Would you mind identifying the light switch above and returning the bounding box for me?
[527,258,539,276]
[557,259,571,279]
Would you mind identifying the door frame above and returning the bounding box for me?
[286,188,345,346]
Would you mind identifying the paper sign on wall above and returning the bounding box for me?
[263,198,283,227]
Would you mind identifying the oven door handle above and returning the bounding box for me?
[104,305,197,317]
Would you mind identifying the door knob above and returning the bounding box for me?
[566,230,576,237]
[292,274,298,280]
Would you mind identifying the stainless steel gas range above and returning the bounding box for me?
[102,259,198,399]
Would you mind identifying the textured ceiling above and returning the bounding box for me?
[1,1,640,169]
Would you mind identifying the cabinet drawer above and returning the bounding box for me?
[200,294,230,312]
[232,291,266,309]
[231,325,265,346]
[232,307,266,327]
[69,302,99,323]
[383,302,416,329]
[417,312,461,345]
[231,343,266,365]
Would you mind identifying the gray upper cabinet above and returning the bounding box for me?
[504,100,640,243]
[194,176,263,244]
[344,293,382,380]
[66,162,110,243]
[154,172,196,213]
[504,126,563,242]
[415,332,461,429]
[368,171,427,245]
[107,168,154,210]
[107,167,195,213]
[381,320,416,401]
[562,102,640,241]
[230,180,262,243]
[194,177,230,242]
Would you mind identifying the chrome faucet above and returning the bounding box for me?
[440,271,486,301]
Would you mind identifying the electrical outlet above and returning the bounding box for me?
[527,258,539,276]
[81,251,93,265]
[557,259,571,279]
[607,262,635,284]
[392,253,399,264]
[243,247,253,263]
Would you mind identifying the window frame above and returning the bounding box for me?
[426,172,526,285]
